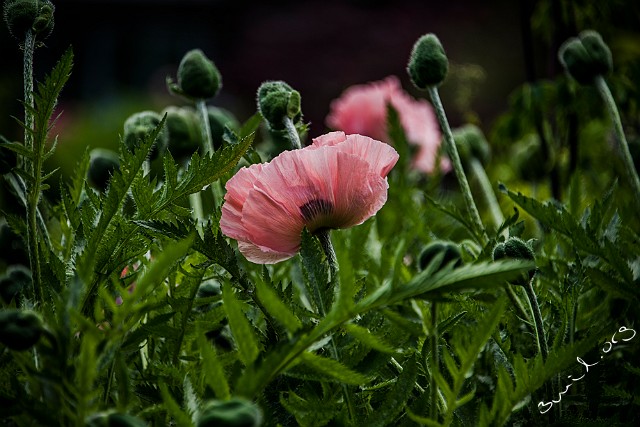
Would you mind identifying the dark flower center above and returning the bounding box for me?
[299,199,333,222]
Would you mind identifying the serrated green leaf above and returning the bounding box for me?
[222,282,260,366]
[198,334,230,400]
[159,383,194,427]
[0,141,32,159]
[300,352,370,385]
[279,391,340,427]
[300,229,330,314]
[255,276,302,333]
[344,323,395,353]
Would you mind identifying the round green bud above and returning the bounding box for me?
[197,280,221,299]
[0,309,43,351]
[123,111,168,160]
[0,265,31,304]
[196,398,263,427]
[3,0,54,40]
[208,106,240,150]
[492,237,536,284]
[407,33,449,89]
[163,106,201,160]
[257,81,302,131]
[176,49,222,100]
[558,30,612,85]
[87,148,119,192]
[418,240,463,272]
[85,410,147,427]
[453,124,490,166]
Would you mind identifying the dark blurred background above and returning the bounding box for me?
[0,0,639,178]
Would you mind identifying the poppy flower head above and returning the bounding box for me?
[326,76,448,174]
[220,132,399,264]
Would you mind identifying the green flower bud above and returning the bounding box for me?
[0,309,43,351]
[0,265,31,304]
[196,398,263,427]
[453,124,490,166]
[208,106,240,150]
[172,49,222,100]
[87,148,119,192]
[492,237,536,284]
[558,30,612,85]
[85,410,147,427]
[163,106,201,160]
[257,81,302,131]
[3,0,54,40]
[407,33,449,89]
[418,240,463,272]
[123,111,168,160]
[197,280,221,299]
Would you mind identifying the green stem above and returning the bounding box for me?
[523,276,548,361]
[23,30,43,305]
[594,76,640,207]
[430,301,439,420]
[283,116,302,150]
[469,158,504,231]
[196,99,214,154]
[427,87,487,243]
[315,230,355,421]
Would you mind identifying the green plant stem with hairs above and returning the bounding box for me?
[316,229,356,422]
[594,76,640,207]
[430,301,439,420]
[427,87,488,243]
[469,158,504,231]
[195,98,223,214]
[22,29,43,305]
[524,275,548,361]
[283,116,302,150]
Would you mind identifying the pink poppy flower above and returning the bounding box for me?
[326,76,448,173]
[220,132,399,264]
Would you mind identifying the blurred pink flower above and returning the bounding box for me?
[221,131,399,264]
[326,76,448,173]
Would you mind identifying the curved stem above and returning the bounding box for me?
[283,116,302,150]
[196,99,214,154]
[595,76,640,207]
[469,158,504,231]
[427,87,488,243]
[524,276,548,361]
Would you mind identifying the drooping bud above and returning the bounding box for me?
[3,0,54,40]
[169,49,222,100]
[87,148,119,192]
[122,111,168,160]
[163,106,201,160]
[453,124,490,166]
[407,33,449,89]
[0,309,43,351]
[257,81,302,131]
[558,30,612,85]
[196,398,263,427]
[492,237,536,284]
[0,265,31,304]
[85,410,146,427]
[418,240,463,272]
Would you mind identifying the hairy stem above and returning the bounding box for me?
[469,158,504,230]
[23,30,43,305]
[430,301,439,420]
[595,76,640,207]
[427,87,487,243]
[196,99,214,154]
[283,116,302,150]
[524,276,548,361]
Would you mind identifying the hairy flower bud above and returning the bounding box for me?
[453,124,490,166]
[558,30,612,85]
[0,309,43,351]
[123,111,168,160]
[87,148,119,192]
[492,237,536,284]
[257,81,302,131]
[3,0,54,40]
[0,265,31,304]
[196,398,263,427]
[164,106,201,160]
[407,33,448,89]
[170,49,222,100]
[418,240,462,272]
[207,106,239,150]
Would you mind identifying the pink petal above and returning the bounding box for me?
[337,134,399,178]
[237,241,296,264]
[220,163,264,242]
[311,131,346,148]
